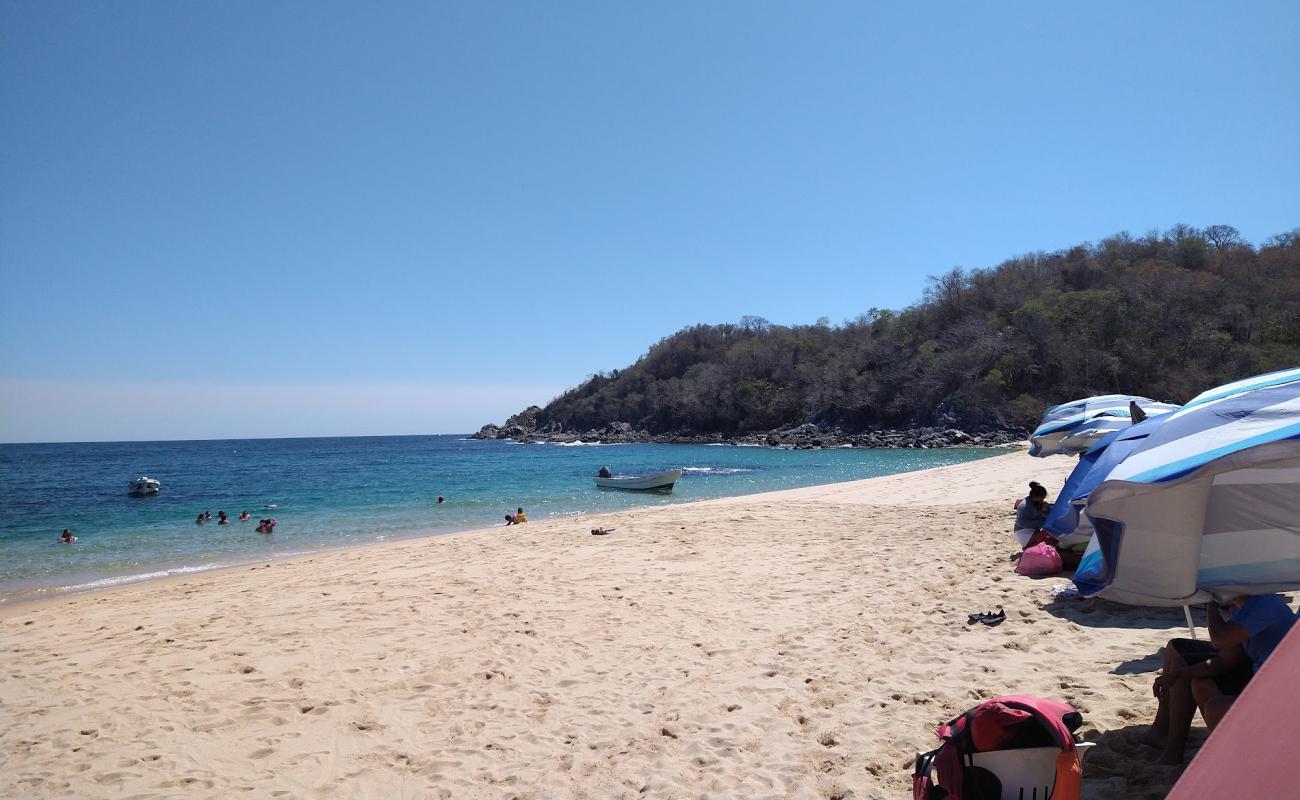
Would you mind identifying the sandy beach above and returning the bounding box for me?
[1,452,1221,799]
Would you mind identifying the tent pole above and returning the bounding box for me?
[1184,605,1197,639]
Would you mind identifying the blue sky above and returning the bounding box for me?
[2,1,1297,442]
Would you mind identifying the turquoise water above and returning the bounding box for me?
[0,435,998,600]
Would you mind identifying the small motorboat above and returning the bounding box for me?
[127,476,161,496]
[594,468,683,492]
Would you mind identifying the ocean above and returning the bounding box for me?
[0,435,1000,601]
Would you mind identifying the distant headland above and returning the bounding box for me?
[476,225,1300,449]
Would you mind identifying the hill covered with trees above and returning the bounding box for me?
[477,225,1300,446]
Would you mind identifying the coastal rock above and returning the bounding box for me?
[503,406,543,431]
[471,410,1026,449]
[471,406,547,441]
[471,423,502,440]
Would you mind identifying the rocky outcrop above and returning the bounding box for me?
[472,413,1024,449]
[471,406,545,441]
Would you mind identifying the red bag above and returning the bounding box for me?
[1016,542,1063,576]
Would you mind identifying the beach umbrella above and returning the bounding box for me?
[1072,368,1300,606]
[1028,395,1178,457]
[1042,414,1167,546]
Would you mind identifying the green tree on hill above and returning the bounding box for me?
[511,226,1300,436]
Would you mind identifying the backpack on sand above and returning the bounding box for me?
[1016,542,1063,577]
[913,695,1085,800]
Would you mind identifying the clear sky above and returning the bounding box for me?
[2,1,1297,442]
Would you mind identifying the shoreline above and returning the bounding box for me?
[3,450,1199,799]
[0,525,492,617]
[0,445,1018,609]
[0,522,492,609]
[473,418,1027,450]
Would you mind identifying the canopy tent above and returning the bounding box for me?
[1073,373,1300,605]
[1042,415,1167,545]
[1028,395,1178,457]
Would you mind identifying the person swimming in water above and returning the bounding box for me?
[217,511,229,525]
[239,511,250,521]
[58,529,77,543]
[196,514,206,526]
[437,495,445,504]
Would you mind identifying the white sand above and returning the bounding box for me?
[1,452,1215,798]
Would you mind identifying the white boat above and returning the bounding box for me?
[594,469,683,492]
[127,476,161,496]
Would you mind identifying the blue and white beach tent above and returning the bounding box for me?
[1073,368,1300,606]
[1042,415,1167,545]
[1028,395,1178,457]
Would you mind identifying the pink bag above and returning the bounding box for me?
[1016,542,1063,576]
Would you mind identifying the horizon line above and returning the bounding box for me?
[0,432,479,447]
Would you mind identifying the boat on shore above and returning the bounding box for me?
[594,469,683,492]
[127,476,161,496]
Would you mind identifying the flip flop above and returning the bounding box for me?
[591,528,616,536]
[967,611,992,625]
[980,610,1007,627]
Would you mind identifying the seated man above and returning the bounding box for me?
[1142,594,1296,764]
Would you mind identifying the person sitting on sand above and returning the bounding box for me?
[1141,594,1297,765]
[514,507,527,523]
[1013,481,1052,548]
[58,529,77,543]
[239,511,250,521]
[504,513,516,525]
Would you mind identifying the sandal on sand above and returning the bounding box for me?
[980,610,1007,627]
[591,528,616,536]
[967,611,993,625]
